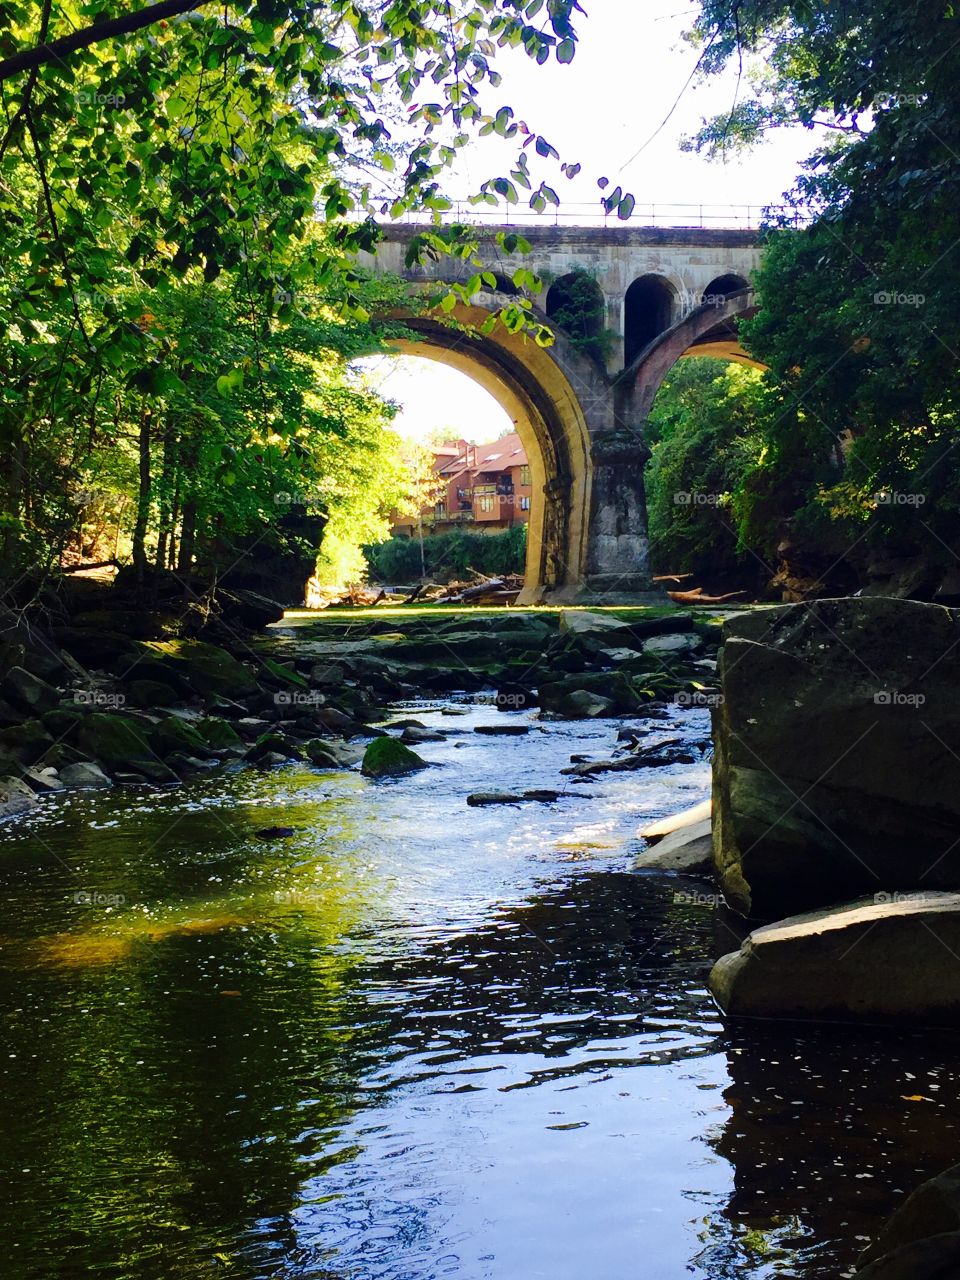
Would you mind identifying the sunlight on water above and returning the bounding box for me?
[0,698,958,1280]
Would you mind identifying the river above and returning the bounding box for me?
[0,695,958,1279]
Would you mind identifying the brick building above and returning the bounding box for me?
[393,433,533,537]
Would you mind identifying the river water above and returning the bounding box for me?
[1,696,959,1279]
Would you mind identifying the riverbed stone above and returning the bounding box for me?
[856,1233,960,1279]
[21,766,64,794]
[401,725,445,743]
[0,719,55,764]
[712,598,960,917]
[361,736,428,777]
[140,639,258,698]
[121,678,179,709]
[59,761,113,789]
[0,775,40,816]
[1,666,60,716]
[194,716,243,754]
[76,712,177,782]
[539,670,643,716]
[635,818,713,873]
[859,1163,960,1268]
[710,892,960,1023]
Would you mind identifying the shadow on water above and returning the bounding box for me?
[0,704,958,1279]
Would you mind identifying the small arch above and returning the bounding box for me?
[545,271,605,343]
[624,274,676,366]
[701,273,749,306]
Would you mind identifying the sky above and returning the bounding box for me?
[353,0,822,444]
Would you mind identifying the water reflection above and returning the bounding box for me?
[0,701,957,1278]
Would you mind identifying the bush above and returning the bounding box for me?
[365,525,527,584]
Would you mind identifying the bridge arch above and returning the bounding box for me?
[360,225,764,599]
[701,273,750,305]
[383,302,597,603]
[618,289,763,418]
[624,274,679,367]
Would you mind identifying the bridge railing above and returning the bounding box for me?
[379,201,807,230]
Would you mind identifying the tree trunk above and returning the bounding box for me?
[177,500,197,579]
[132,407,151,584]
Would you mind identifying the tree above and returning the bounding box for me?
[645,359,768,581]
[394,441,449,579]
[677,0,960,592]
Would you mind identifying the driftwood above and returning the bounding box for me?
[667,586,748,605]
[652,573,693,584]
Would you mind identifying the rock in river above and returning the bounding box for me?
[710,891,960,1024]
[361,736,428,778]
[859,1162,960,1270]
[712,598,960,917]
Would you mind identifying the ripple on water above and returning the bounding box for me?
[0,699,957,1280]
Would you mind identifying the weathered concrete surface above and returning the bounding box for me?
[712,598,960,917]
[710,892,960,1023]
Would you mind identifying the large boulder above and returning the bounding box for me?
[76,713,178,782]
[860,1165,960,1270]
[0,775,39,817]
[1,666,60,716]
[856,1233,960,1279]
[712,598,960,917]
[139,639,258,698]
[710,892,960,1023]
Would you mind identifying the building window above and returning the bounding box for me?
[478,496,494,513]
[519,495,530,511]
[520,464,531,486]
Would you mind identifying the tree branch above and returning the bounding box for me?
[0,0,220,84]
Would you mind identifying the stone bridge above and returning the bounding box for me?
[361,224,762,603]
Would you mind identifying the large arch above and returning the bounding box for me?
[385,302,595,604]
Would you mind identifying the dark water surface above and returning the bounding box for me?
[1,700,958,1279]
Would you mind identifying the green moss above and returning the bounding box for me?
[360,735,427,778]
[139,639,258,697]
[76,713,177,780]
[198,716,243,751]
[257,656,310,690]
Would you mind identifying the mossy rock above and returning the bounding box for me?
[360,735,428,778]
[139,639,257,697]
[122,678,180,709]
[255,656,310,690]
[122,657,190,696]
[0,719,55,764]
[304,738,343,768]
[197,716,243,752]
[42,707,85,738]
[247,731,303,762]
[147,716,210,759]
[76,712,177,781]
[539,670,642,714]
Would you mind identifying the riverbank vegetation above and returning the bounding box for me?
[0,0,596,608]
[365,526,527,586]
[647,0,960,600]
